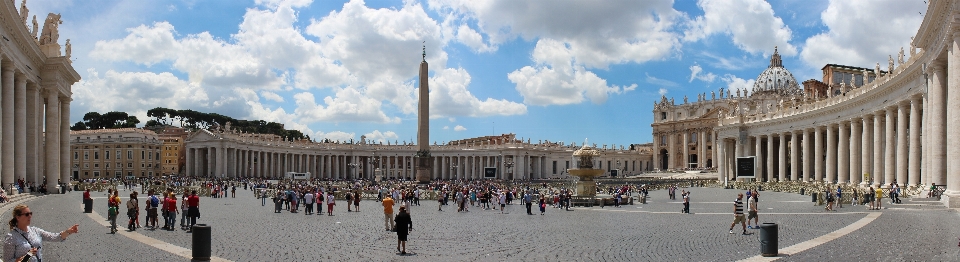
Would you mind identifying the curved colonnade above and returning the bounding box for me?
[184,130,649,181]
[716,0,960,206]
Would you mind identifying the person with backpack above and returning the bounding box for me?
[146,190,159,229]
[107,191,121,234]
[346,191,354,212]
[126,192,139,231]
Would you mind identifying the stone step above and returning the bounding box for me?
[0,193,47,213]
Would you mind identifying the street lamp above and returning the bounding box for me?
[504,158,515,180]
[616,160,621,178]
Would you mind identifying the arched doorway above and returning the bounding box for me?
[659,149,669,170]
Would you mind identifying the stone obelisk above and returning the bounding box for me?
[415,44,432,183]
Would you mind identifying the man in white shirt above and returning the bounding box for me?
[304,191,315,215]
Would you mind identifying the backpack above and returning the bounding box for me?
[150,195,160,207]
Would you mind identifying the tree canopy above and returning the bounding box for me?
[70,111,140,130]
[145,107,307,140]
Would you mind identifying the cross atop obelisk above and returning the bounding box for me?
[415,42,432,183]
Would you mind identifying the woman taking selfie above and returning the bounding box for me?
[3,205,80,261]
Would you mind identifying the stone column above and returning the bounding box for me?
[754,136,762,180]
[186,148,193,176]
[874,112,884,186]
[885,106,896,185]
[766,135,774,182]
[928,64,947,186]
[667,132,676,170]
[44,90,60,191]
[909,97,921,186]
[1,65,13,187]
[25,83,39,183]
[826,124,837,183]
[862,116,874,186]
[850,118,862,185]
[897,102,909,186]
[14,75,26,182]
[838,122,849,184]
[652,133,660,170]
[60,98,70,183]
[790,131,799,181]
[803,128,812,182]
[683,132,690,169]
[948,33,960,197]
[778,132,786,182]
[718,139,726,181]
[814,126,823,182]
[699,131,707,168]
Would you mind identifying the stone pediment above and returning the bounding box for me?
[185,129,217,142]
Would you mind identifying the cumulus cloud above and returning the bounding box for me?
[433,0,671,105]
[689,63,716,83]
[799,0,925,69]
[80,0,526,140]
[721,74,755,96]
[363,130,399,143]
[454,125,466,131]
[508,39,638,106]
[685,0,797,56]
[313,131,356,142]
[430,68,526,117]
[658,88,668,96]
[260,91,284,102]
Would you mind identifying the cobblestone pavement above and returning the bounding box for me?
[9,187,959,261]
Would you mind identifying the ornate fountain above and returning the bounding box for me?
[567,142,604,198]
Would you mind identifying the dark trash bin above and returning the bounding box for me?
[758,185,763,191]
[800,188,805,195]
[811,192,817,202]
[759,223,778,257]
[83,198,93,213]
[192,224,211,261]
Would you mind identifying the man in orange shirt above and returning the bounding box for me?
[382,195,395,231]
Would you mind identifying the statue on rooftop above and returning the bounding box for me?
[65,39,71,60]
[888,55,894,73]
[19,0,28,25]
[910,37,916,56]
[39,13,61,45]
[898,47,905,65]
[31,15,37,39]
[711,91,716,100]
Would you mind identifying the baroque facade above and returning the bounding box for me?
[184,129,651,180]
[69,128,163,179]
[0,1,80,191]
[708,0,960,207]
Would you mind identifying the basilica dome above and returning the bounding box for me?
[752,47,801,96]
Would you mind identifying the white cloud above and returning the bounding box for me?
[430,68,526,117]
[689,63,716,83]
[685,0,797,56]
[721,74,755,96]
[431,0,682,67]
[313,131,355,142]
[363,130,399,143]
[799,0,925,69]
[455,24,495,52]
[260,91,284,102]
[508,39,638,106]
[292,89,401,124]
[454,125,466,131]
[443,126,449,130]
[658,88,668,96]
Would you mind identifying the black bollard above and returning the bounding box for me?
[192,224,211,261]
[759,223,778,257]
[83,199,93,213]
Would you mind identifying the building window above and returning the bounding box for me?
[141,151,145,159]
[128,163,133,168]
[691,132,697,143]
[660,112,666,120]
[106,163,110,168]
[127,150,133,159]
[660,135,666,146]
[84,164,88,168]
[117,151,121,159]
[94,152,99,160]
[94,163,99,168]
[552,161,557,174]
[565,161,570,170]
[74,152,78,160]
[84,151,88,160]
[106,151,110,160]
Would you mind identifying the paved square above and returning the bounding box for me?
[6,186,960,261]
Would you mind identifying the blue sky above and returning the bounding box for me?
[34,0,926,146]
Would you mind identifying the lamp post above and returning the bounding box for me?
[368,151,381,183]
[504,158,515,180]
[616,160,621,178]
